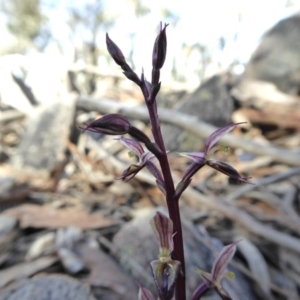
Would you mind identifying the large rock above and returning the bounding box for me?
[162,74,234,151]
[243,14,300,95]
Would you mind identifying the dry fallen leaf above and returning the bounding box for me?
[79,243,138,299]
[0,256,58,289]
[3,204,119,230]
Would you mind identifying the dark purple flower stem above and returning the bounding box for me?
[140,81,186,299]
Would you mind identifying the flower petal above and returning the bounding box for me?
[116,164,144,182]
[150,212,173,253]
[141,151,157,164]
[211,241,240,281]
[145,160,164,187]
[204,122,246,155]
[118,137,144,157]
[206,159,252,184]
[82,114,131,135]
[178,152,206,164]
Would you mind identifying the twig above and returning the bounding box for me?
[96,145,300,254]
[225,168,300,202]
[77,97,300,167]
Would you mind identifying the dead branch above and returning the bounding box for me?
[77,97,300,167]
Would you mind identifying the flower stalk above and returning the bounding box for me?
[82,23,250,300]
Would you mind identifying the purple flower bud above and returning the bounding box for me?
[138,286,155,300]
[150,260,181,300]
[152,23,168,70]
[82,114,131,135]
[106,33,126,66]
[206,159,252,184]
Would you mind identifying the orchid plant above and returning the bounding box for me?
[82,23,251,300]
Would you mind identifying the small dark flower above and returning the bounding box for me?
[192,240,241,300]
[116,138,165,186]
[81,114,131,135]
[152,23,168,70]
[151,259,181,300]
[179,122,252,184]
[150,212,180,300]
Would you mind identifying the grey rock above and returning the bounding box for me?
[162,75,234,151]
[244,14,300,95]
[0,274,96,300]
[0,216,17,236]
[11,100,75,173]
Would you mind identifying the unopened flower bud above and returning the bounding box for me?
[152,23,168,70]
[106,33,126,66]
[82,114,131,135]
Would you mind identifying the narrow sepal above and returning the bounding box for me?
[116,164,144,182]
[145,160,165,188]
[118,137,144,157]
[206,159,252,184]
[204,122,246,155]
[150,212,173,254]
[178,152,205,164]
[81,114,130,135]
[211,240,240,281]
